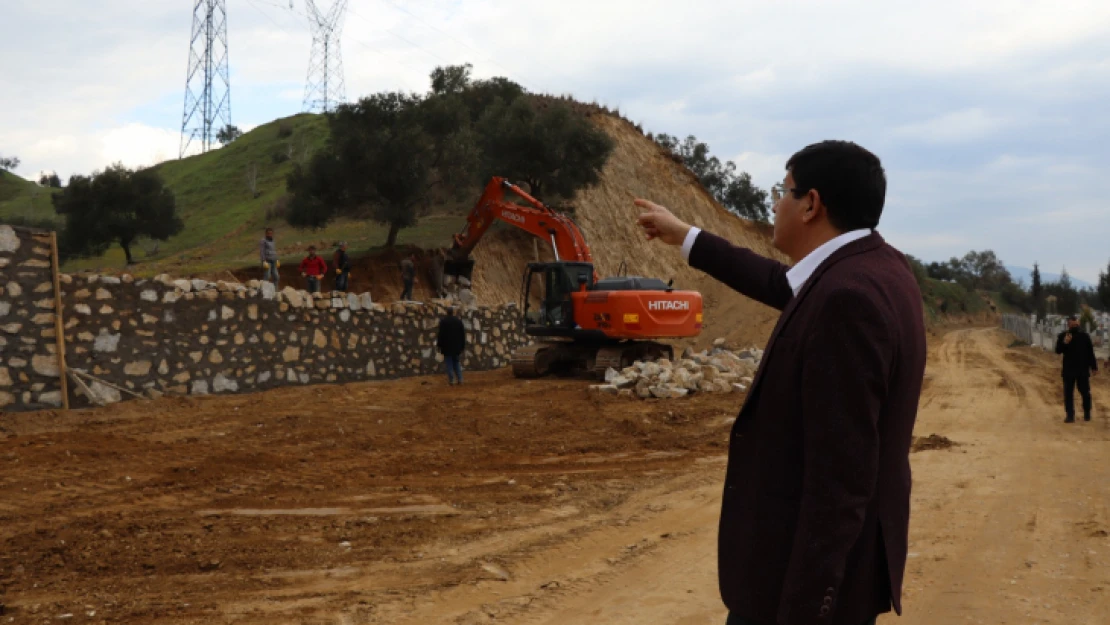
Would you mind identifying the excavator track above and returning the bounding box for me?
[511,341,674,379]
[510,344,556,378]
[594,342,673,377]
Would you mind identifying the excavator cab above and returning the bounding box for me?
[521,262,593,333]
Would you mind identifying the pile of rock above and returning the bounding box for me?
[590,340,763,399]
[440,275,478,308]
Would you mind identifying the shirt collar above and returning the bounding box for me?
[785,229,873,295]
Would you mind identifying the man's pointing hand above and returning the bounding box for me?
[635,199,692,246]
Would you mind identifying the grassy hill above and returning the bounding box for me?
[919,277,995,322]
[60,113,463,276]
[0,169,62,227]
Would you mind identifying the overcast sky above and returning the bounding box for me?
[2,1,1108,282]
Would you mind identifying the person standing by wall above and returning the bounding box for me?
[1056,314,1098,422]
[299,246,327,294]
[400,253,416,301]
[259,227,279,286]
[436,307,466,385]
[333,242,352,292]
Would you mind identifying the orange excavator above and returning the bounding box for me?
[443,177,703,378]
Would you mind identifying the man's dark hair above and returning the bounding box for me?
[786,140,886,232]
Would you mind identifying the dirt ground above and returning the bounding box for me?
[2,328,1109,624]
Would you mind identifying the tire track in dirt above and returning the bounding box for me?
[887,329,1110,624]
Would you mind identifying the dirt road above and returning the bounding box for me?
[2,328,1108,624]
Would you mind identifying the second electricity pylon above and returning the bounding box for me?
[180,0,232,158]
[303,0,348,114]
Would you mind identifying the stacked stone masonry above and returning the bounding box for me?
[0,225,530,412]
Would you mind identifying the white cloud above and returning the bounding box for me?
[730,151,789,189]
[893,109,1013,145]
[883,231,972,253]
[101,124,183,169]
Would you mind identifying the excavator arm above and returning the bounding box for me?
[448,177,595,276]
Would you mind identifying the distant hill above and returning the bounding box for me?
[59,113,465,275]
[1005,266,1093,289]
[0,169,61,227]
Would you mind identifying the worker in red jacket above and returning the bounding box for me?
[299,245,327,294]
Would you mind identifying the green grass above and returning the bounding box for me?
[54,113,482,276]
[0,169,62,227]
[920,278,989,320]
[983,290,1022,315]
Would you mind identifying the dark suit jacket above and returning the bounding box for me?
[689,230,927,625]
[436,315,466,357]
[1055,330,1097,377]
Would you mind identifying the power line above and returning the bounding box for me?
[180,0,233,158]
[244,0,299,32]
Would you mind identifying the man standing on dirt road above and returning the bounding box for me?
[637,140,927,625]
[436,306,466,385]
[260,227,279,286]
[400,254,416,301]
[1055,315,1098,422]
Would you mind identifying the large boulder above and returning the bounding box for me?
[281,287,304,308]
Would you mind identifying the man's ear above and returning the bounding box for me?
[801,189,822,224]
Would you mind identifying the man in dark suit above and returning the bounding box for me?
[436,307,467,385]
[1055,315,1098,422]
[636,140,927,625]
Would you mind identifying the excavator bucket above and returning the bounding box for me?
[443,258,475,281]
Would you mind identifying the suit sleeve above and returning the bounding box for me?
[1088,335,1098,373]
[777,288,892,625]
[1055,333,1066,354]
[687,230,793,311]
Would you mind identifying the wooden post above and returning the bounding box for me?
[49,231,70,410]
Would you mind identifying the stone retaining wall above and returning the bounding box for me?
[0,226,63,410]
[1,225,530,412]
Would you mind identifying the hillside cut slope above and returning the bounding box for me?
[467,113,787,350]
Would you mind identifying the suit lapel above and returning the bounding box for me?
[743,232,886,402]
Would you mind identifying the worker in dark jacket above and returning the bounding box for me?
[436,307,466,385]
[1055,315,1098,422]
[333,242,352,292]
[298,246,327,294]
[400,254,416,301]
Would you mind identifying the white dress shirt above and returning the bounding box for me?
[681,226,872,295]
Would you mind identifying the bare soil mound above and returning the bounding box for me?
[469,114,787,349]
[911,433,959,452]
